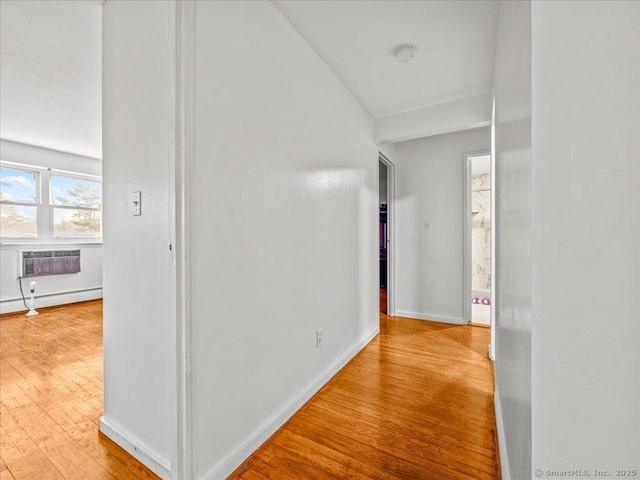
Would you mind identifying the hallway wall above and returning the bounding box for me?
[531,0,640,475]
[493,1,532,478]
[191,2,379,477]
[494,1,640,477]
[393,127,490,324]
[101,1,173,476]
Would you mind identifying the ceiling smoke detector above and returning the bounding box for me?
[395,45,417,63]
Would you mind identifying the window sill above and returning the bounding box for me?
[0,240,103,248]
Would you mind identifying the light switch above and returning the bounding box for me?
[424,221,431,231]
[132,191,142,216]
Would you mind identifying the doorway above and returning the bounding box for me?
[379,161,388,314]
[378,153,395,316]
[465,152,492,326]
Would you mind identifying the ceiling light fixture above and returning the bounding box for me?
[395,45,417,63]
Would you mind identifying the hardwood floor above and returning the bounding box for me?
[230,313,500,480]
[0,301,158,480]
[1,301,499,480]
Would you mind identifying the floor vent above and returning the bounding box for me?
[21,250,81,277]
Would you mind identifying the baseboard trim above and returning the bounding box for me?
[0,287,103,315]
[395,310,464,325]
[200,325,380,479]
[99,417,171,479]
[468,321,491,328]
[494,390,510,480]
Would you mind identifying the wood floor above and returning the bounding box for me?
[230,313,500,480]
[1,301,499,480]
[0,301,158,480]
[380,288,387,314]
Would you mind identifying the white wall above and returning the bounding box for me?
[493,1,532,478]
[531,0,640,476]
[190,2,378,477]
[494,2,640,477]
[393,127,490,324]
[374,94,492,144]
[0,245,102,314]
[101,1,172,477]
[379,162,388,204]
[0,140,103,314]
[378,142,397,164]
[0,139,102,175]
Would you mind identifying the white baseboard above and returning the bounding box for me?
[99,417,171,479]
[395,310,464,325]
[494,390,510,480]
[0,287,103,315]
[201,325,380,480]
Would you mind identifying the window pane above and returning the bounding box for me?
[0,205,37,238]
[53,208,101,238]
[0,167,37,203]
[51,176,101,208]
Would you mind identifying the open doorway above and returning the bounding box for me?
[378,153,395,316]
[465,152,492,326]
[379,161,388,314]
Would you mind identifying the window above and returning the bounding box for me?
[0,166,39,239]
[0,163,102,242]
[51,175,102,238]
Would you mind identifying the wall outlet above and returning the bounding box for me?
[316,328,323,348]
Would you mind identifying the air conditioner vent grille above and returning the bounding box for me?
[22,250,81,277]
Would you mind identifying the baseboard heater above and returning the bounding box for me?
[20,250,81,277]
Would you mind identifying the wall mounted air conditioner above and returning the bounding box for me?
[17,250,81,278]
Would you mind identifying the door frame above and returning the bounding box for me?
[463,150,491,325]
[379,152,396,316]
[168,1,195,478]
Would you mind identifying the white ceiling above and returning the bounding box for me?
[0,1,496,158]
[273,0,499,119]
[0,1,102,159]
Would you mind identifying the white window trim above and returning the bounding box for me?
[1,161,103,245]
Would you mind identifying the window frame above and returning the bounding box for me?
[0,161,102,244]
[0,165,41,240]
[49,172,103,240]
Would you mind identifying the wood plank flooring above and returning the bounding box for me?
[1,301,499,480]
[0,301,158,480]
[230,313,500,480]
[379,288,387,314]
